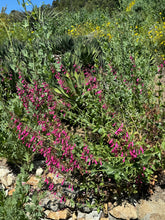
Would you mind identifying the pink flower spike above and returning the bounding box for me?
[30,136,35,142]
[140,146,144,154]
[44,178,49,184]
[61,179,65,186]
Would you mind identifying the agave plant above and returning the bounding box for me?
[62,37,105,71]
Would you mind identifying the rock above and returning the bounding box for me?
[109,202,137,220]
[46,172,65,185]
[149,213,165,220]
[47,200,59,212]
[72,212,77,220]
[159,170,165,186]
[65,198,76,209]
[8,188,16,196]
[39,191,56,207]
[1,173,15,187]
[108,214,118,220]
[150,186,165,202]
[36,167,44,176]
[46,208,72,220]
[142,213,165,220]
[79,205,92,213]
[100,218,109,220]
[137,199,165,220]
[103,203,108,217]
[77,211,86,219]
[0,157,7,166]
[26,175,40,187]
[85,210,101,220]
[0,168,10,179]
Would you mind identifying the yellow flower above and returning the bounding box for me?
[126,0,136,12]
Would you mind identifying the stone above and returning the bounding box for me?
[0,157,7,166]
[46,172,64,185]
[85,210,101,220]
[149,213,165,220]
[36,167,43,176]
[142,213,165,220]
[137,199,165,220]
[77,211,86,219]
[100,218,109,220]
[0,168,10,179]
[46,208,72,220]
[26,175,40,187]
[48,201,59,212]
[108,214,118,220]
[39,191,56,207]
[1,173,15,187]
[72,212,77,220]
[109,202,137,220]
[8,188,16,196]
[103,203,108,217]
[79,205,92,213]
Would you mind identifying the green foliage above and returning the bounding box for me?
[0,0,165,210]
[62,37,104,70]
[0,168,44,220]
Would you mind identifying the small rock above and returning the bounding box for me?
[36,167,44,176]
[85,210,101,220]
[137,199,165,219]
[72,212,77,220]
[0,157,7,166]
[100,218,109,220]
[39,192,56,207]
[103,203,108,217]
[109,202,137,220]
[8,188,16,196]
[44,210,51,216]
[0,168,10,179]
[46,173,64,185]
[77,211,86,219]
[26,175,40,187]
[108,213,118,220]
[79,205,92,213]
[1,173,15,187]
[46,208,72,220]
[48,200,59,212]
[65,199,76,209]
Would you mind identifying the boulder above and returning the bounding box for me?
[109,202,137,220]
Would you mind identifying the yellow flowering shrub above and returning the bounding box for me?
[126,0,136,12]
[68,21,112,40]
[147,16,165,59]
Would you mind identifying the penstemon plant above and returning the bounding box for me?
[10,57,164,207]
[1,0,165,210]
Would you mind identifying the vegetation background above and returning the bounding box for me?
[0,0,165,218]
